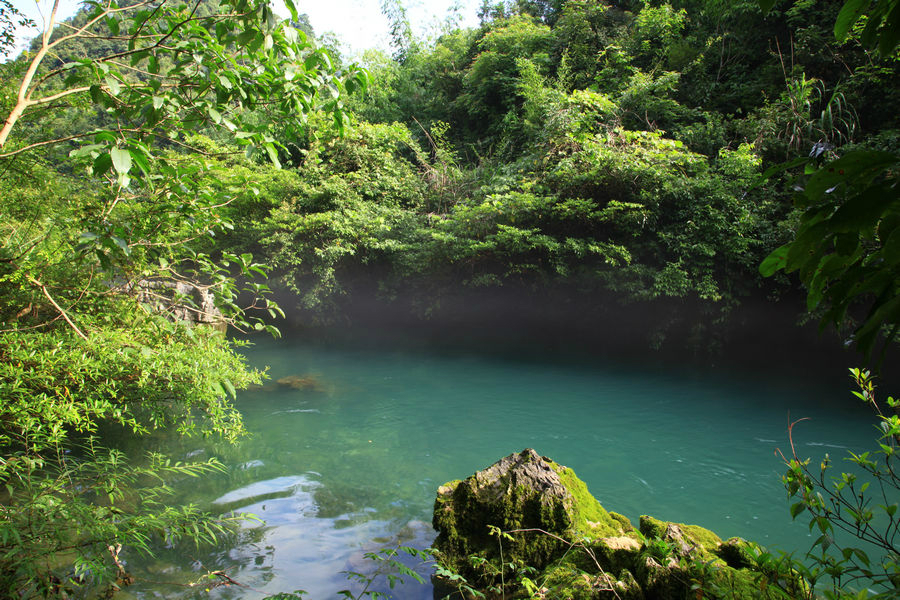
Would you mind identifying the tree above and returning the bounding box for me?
[754,1,900,597]
[0,0,34,56]
[760,0,900,56]
[0,0,366,595]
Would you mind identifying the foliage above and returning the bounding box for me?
[760,149,900,359]
[0,151,272,594]
[340,546,430,599]
[1,0,366,161]
[247,117,427,312]
[0,0,363,595]
[0,0,33,57]
[0,320,260,451]
[762,0,900,56]
[0,445,239,598]
[781,369,900,597]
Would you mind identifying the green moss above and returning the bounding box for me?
[681,523,723,552]
[591,536,642,575]
[717,537,754,569]
[542,562,594,600]
[614,569,645,600]
[609,511,634,532]
[638,514,722,560]
[638,515,666,539]
[550,462,623,538]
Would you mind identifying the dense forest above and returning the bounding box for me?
[0,0,899,597]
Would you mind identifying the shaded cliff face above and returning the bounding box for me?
[432,449,807,599]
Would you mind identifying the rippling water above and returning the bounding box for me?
[121,329,878,599]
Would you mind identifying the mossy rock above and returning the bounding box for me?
[433,451,810,599]
[542,563,644,600]
[634,555,690,599]
[432,449,625,587]
[609,511,635,532]
[638,515,722,562]
[591,535,642,575]
[613,568,645,600]
[717,537,756,569]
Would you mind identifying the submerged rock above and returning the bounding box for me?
[276,374,325,391]
[432,449,806,599]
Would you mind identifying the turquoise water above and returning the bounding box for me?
[123,329,879,599]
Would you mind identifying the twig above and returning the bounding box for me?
[28,277,88,340]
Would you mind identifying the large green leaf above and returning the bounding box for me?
[759,244,790,276]
[110,147,132,175]
[804,152,897,203]
[827,184,897,233]
[834,0,870,41]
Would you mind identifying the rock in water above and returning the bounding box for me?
[432,448,626,587]
[432,449,808,600]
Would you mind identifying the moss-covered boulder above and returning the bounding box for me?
[432,449,810,600]
[432,448,626,587]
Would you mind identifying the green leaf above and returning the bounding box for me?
[834,0,870,41]
[852,547,871,567]
[828,184,896,233]
[93,151,112,175]
[804,152,898,202]
[878,1,900,54]
[237,29,256,47]
[752,156,809,189]
[69,143,104,158]
[759,244,790,276]
[110,236,130,255]
[110,147,132,175]
[129,147,151,175]
[264,142,282,169]
[105,75,121,97]
[283,0,299,21]
[106,16,120,36]
[89,84,104,104]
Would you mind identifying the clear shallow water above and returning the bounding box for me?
[123,330,879,599]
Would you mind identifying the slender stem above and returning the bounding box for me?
[29,277,88,341]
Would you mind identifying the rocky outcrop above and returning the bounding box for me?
[432,449,805,599]
[133,280,224,326]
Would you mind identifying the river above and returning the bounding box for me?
[120,323,880,599]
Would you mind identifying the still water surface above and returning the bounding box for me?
[125,329,877,599]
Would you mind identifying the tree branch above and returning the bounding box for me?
[29,277,88,341]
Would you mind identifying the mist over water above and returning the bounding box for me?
[124,294,886,598]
